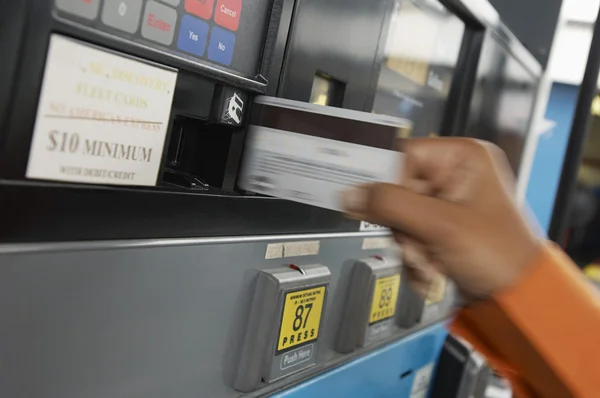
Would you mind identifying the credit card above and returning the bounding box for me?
[240,97,410,212]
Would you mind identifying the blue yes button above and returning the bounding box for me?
[177,14,209,56]
[208,26,236,66]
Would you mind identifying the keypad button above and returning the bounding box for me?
[214,0,241,32]
[185,0,215,20]
[101,0,143,34]
[55,0,101,20]
[141,1,178,46]
[159,0,181,5]
[177,15,209,56]
[208,26,235,66]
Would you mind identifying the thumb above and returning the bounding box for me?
[341,183,466,243]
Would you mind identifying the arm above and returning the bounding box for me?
[452,243,600,397]
[340,138,600,398]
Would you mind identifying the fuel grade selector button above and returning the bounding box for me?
[336,257,401,353]
[234,264,330,392]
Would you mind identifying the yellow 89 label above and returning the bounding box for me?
[277,286,326,352]
[369,274,401,324]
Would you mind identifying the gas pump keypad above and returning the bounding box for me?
[101,0,143,34]
[185,0,214,20]
[56,0,101,20]
[214,0,241,31]
[54,0,246,69]
[177,15,210,56]
[159,0,180,6]
[141,0,178,45]
[207,27,235,65]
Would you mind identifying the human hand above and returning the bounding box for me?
[341,138,542,301]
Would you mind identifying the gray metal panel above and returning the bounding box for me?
[265,0,296,96]
[488,0,562,68]
[336,262,372,353]
[465,29,540,174]
[0,234,450,398]
[278,0,389,111]
[397,267,425,328]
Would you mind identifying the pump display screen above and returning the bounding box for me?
[465,34,538,174]
[372,0,465,137]
[53,0,273,79]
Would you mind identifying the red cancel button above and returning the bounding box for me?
[214,0,241,31]
[185,0,215,20]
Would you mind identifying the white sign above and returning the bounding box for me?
[410,363,434,398]
[361,237,392,250]
[264,243,284,259]
[26,35,177,186]
[485,386,512,398]
[283,241,320,257]
[359,221,388,232]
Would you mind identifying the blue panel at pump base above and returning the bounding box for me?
[270,323,448,398]
[526,83,579,234]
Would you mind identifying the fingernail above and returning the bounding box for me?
[341,187,367,212]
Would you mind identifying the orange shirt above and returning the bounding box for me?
[451,244,600,397]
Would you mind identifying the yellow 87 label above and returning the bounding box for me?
[369,274,401,324]
[277,286,326,352]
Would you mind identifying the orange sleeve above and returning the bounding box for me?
[450,243,600,398]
